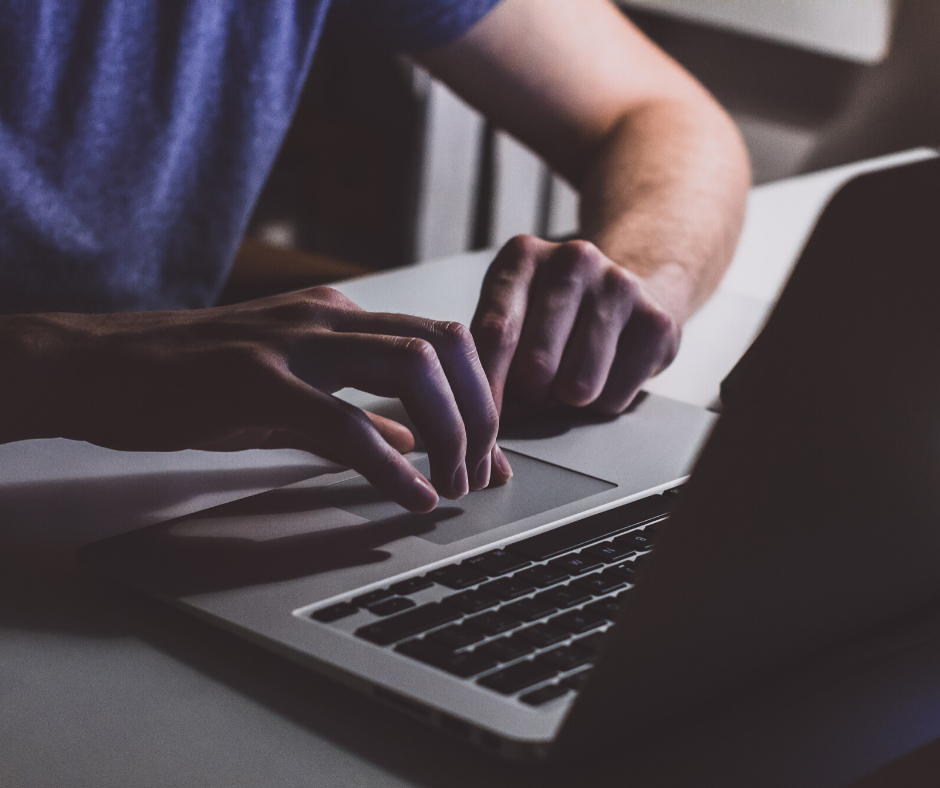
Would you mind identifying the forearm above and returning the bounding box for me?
[579,97,750,325]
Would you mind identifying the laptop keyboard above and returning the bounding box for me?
[309,488,678,708]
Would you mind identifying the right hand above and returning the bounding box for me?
[14,287,512,512]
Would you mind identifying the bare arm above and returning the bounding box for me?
[417,0,750,412]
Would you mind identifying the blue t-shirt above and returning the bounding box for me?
[0,0,500,313]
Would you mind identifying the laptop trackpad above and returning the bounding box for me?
[333,450,614,545]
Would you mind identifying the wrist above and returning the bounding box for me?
[632,261,699,327]
[585,228,702,327]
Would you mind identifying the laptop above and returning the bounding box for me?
[81,155,940,761]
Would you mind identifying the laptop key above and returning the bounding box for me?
[466,609,525,636]
[536,585,592,609]
[573,632,604,654]
[425,624,485,651]
[396,640,498,678]
[355,603,461,646]
[367,597,416,616]
[582,541,635,563]
[583,597,623,621]
[427,564,487,590]
[475,635,536,663]
[352,589,393,607]
[442,589,501,614]
[548,554,603,575]
[506,495,672,560]
[570,572,626,596]
[512,565,570,588]
[552,608,607,635]
[614,531,655,553]
[561,668,592,690]
[540,645,595,671]
[434,650,500,678]
[463,549,531,577]
[312,602,358,623]
[520,684,570,706]
[477,658,559,694]
[516,622,570,648]
[501,596,557,622]
[388,577,435,596]
[479,576,536,601]
[604,564,637,585]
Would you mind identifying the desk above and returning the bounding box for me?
[1,149,937,788]
[618,0,894,64]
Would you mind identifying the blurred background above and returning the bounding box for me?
[219,0,940,305]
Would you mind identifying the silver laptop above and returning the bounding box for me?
[82,156,940,761]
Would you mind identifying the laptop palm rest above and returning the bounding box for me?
[82,450,613,598]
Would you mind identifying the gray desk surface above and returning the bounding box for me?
[2,150,938,788]
[618,0,893,64]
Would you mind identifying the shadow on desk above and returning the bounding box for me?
[0,462,326,637]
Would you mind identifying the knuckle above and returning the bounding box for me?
[567,239,602,262]
[644,305,678,342]
[602,266,638,301]
[434,320,474,353]
[297,287,358,321]
[565,239,604,269]
[474,313,518,352]
[518,348,557,386]
[556,376,597,407]
[550,242,599,283]
[397,336,439,371]
[307,286,350,306]
[503,233,541,260]
[265,299,317,324]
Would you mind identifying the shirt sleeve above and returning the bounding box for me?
[327,0,503,52]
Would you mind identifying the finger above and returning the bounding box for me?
[507,243,599,408]
[552,268,638,407]
[334,313,500,491]
[271,375,439,513]
[365,411,415,455]
[299,332,470,500]
[470,236,555,415]
[489,444,513,487]
[592,305,679,415]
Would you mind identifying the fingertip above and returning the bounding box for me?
[408,475,439,513]
[452,462,469,498]
[470,452,492,491]
[489,445,513,487]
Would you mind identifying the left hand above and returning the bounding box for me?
[470,235,681,416]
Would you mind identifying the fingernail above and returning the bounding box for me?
[493,445,513,479]
[411,475,438,512]
[472,453,492,490]
[453,462,469,497]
